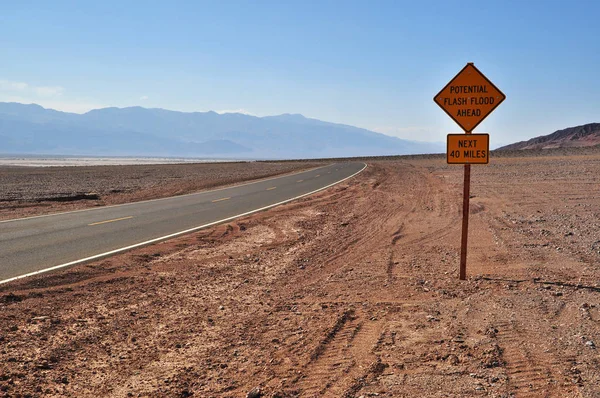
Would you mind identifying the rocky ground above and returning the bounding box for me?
[1,149,600,397]
[0,161,324,221]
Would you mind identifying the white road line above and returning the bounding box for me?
[0,164,331,224]
[0,163,367,285]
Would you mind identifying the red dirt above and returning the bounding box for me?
[1,152,600,397]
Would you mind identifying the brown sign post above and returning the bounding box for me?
[434,63,505,280]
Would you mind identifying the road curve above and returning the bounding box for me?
[0,162,366,284]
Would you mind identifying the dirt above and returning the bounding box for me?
[1,150,600,397]
[0,161,325,221]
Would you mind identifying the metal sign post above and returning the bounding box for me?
[434,63,505,280]
[460,161,471,280]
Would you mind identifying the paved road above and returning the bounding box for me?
[0,162,366,283]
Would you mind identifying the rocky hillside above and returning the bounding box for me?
[497,123,600,150]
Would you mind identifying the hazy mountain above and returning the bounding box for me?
[0,102,443,158]
[497,123,600,151]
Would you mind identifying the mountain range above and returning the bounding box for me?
[0,102,443,159]
[496,123,600,151]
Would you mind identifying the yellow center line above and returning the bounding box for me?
[266,187,277,190]
[296,179,304,183]
[212,197,231,203]
[88,216,133,226]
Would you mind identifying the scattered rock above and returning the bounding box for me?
[585,340,595,349]
[3,293,23,303]
[37,361,52,370]
[247,387,262,398]
[447,354,460,365]
[485,327,498,337]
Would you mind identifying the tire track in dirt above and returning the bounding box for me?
[6,157,600,397]
[384,172,460,281]
[387,224,405,283]
[285,170,399,291]
[495,320,579,397]
[294,308,384,397]
[393,171,461,249]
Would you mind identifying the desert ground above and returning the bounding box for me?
[1,149,600,397]
[0,161,325,221]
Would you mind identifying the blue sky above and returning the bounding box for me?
[1,0,598,147]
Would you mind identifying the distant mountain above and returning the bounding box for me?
[0,102,443,158]
[496,123,600,151]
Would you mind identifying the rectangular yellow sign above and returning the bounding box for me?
[447,133,489,164]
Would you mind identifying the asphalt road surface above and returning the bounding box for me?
[0,162,366,283]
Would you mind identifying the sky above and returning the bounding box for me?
[1,0,599,147]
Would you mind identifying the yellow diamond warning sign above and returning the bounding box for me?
[434,63,506,132]
[447,133,489,164]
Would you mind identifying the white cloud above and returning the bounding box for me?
[34,85,65,97]
[0,94,104,114]
[0,78,103,113]
[0,79,64,98]
[140,95,149,100]
[215,108,256,116]
[0,80,29,91]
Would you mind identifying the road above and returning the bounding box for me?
[0,162,366,284]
